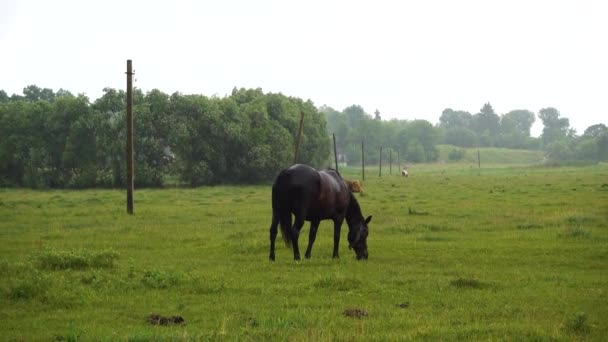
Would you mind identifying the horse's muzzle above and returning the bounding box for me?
[350,244,368,260]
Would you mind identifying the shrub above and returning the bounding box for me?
[8,268,49,301]
[558,227,590,239]
[141,269,183,289]
[36,249,119,270]
[448,148,466,161]
[563,312,590,335]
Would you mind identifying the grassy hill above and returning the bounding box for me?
[436,145,545,166]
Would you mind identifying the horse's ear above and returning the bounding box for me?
[365,215,372,224]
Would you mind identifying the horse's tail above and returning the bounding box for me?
[272,169,293,247]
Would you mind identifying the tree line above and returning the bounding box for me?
[324,103,608,165]
[0,86,329,188]
[1,85,607,188]
[323,105,439,164]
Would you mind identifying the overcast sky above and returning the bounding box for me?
[1,0,606,136]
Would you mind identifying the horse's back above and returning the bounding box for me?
[318,169,350,215]
[272,164,320,210]
[272,165,349,220]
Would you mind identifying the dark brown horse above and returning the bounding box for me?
[269,164,371,261]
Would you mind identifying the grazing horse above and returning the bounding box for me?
[269,164,372,261]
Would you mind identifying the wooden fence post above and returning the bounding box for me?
[333,133,338,172]
[294,111,304,164]
[361,141,365,181]
[379,146,382,177]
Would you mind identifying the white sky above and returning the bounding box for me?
[1,0,607,136]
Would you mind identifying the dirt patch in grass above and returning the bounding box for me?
[343,308,368,318]
[147,313,185,326]
[516,223,543,230]
[450,277,488,289]
[408,207,430,216]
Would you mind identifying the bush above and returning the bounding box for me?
[36,249,119,270]
[448,148,466,161]
[563,312,590,335]
[7,266,49,301]
[141,269,183,289]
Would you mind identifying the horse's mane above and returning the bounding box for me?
[324,167,343,179]
[346,192,363,221]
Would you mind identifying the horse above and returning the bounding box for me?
[269,164,372,261]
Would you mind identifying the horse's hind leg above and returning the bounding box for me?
[305,219,320,259]
[269,213,279,261]
[291,214,305,261]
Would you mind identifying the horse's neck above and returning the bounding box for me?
[345,195,363,226]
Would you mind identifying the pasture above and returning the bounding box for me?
[1,163,607,340]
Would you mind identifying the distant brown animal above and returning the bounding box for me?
[345,179,363,194]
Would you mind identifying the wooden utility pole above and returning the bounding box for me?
[379,146,383,177]
[478,149,481,169]
[294,112,304,164]
[333,133,338,172]
[126,60,134,215]
[361,141,365,181]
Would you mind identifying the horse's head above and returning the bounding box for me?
[348,215,371,260]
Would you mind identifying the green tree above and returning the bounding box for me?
[403,120,438,161]
[406,138,426,162]
[0,100,46,186]
[499,109,536,148]
[538,107,570,147]
[92,88,127,187]
[501,109,535,136]
[472,103,500,146]
[23,85,55,102]
[582,124,607,138]
[374,109,381,120]
[439,108,473,129]
[0,90,8,103]
[579,124,608,161]
[443,127,477,147]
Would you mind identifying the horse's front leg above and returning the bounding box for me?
[305,219,321,259]
[291,215,306,261]
[332,217,344,259]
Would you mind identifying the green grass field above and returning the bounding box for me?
[1,162,607,341]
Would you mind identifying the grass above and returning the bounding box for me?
[0,163,607,340]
